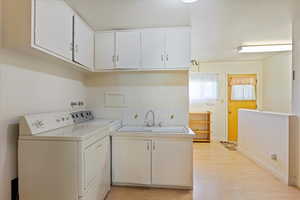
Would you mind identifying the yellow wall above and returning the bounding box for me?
[262,53,292,113]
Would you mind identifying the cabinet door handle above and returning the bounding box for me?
[147,142,150,151]
[117,55,119,62]
[166,54,169,61]
[112,55,115,63]
[153,142,155,151]
[161,55,164,62]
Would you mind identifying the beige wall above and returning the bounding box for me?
[189,61,263,141]
[292,0,300,187]
[0,49,87,200]
[0,0,2,47]
[262,53,292,113]
[85,71,189,127]
[239,110,292,184]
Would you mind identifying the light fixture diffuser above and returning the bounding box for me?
[181,0,198,3]
[238,44,292,53]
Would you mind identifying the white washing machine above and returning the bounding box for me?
[18,111,120,200]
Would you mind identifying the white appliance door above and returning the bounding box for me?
[84,138,106,197]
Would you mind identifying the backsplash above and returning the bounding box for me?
[85,71,189,127]
[91,107,188,127]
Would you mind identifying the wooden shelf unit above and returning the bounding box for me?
[189,112,211,143]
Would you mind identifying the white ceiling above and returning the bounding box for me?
[191,0,293,61]
[66,0,293,61]
[65,0,191,30]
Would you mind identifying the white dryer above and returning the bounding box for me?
[18,111,120,200]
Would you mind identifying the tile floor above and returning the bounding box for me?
[106,142,300,200]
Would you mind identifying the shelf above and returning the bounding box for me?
[193,139,210,143]
[190,112,211,143]
[193,130,210,134]
[189,120,210,124]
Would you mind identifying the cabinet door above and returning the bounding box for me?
[141,31,165,69]
[95,32,115,70]
[152,139,193,187]
[35,0,73,60]
[116,31,141,69]
[112,137,151,185]
[165,29,191,68]
[73,15,94,69]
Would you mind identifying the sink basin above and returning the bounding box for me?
[117,126,188,133]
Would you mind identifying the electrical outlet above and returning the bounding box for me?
[271,154,277,161]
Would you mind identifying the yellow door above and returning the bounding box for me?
[228,74,257,142]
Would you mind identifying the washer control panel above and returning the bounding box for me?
[21,112,74,135]
[71,111,94,124]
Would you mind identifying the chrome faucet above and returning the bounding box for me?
[145,110,155,127]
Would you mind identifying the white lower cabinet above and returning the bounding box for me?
[151,139,193,187]
[112,138,152,185]
[112,136,193,188]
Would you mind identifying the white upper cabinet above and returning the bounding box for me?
[165,29,191,68]
[73,15,95,70]
[94,28,190,71]
[141,30,165,69]
[34,0,74,60]
[115,31,141,69]
[95,32,115,70]
[4,0,96,71]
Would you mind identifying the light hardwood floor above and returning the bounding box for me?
[106,142,300,200]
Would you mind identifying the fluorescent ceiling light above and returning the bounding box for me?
[238,44,292,53]
[182,0,198,3]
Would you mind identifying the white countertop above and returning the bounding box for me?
[239,109,295,117]
[20,120,195,141]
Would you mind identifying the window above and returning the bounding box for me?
[231,85,256,100]
[189,73,219,103]
[228,76,257,101]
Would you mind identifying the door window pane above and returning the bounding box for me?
[231,85,256,100]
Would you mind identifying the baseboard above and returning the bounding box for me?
[237,146,289,184]
[112,182,193,190]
